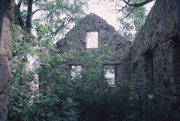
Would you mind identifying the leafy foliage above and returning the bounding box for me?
[9,36,154,121]
[118,0,147,40]
[14,0,86,36]
[9,40,138,121]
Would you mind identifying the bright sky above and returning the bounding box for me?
[30,0,155,38]
[84,0,155,30]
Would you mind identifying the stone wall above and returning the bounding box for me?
[57,13,132,85]
[131,0,179,120]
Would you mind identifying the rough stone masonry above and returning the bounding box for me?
[57,13,132,85]
[131,0,180,120]
[57,0,180,120]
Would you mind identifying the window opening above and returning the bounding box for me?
[86,32,98,48]
[70,65,82,78]
[103,65,116,85]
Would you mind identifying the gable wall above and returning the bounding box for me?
[57,13,132,84]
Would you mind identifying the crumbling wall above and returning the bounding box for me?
[57,13,132,84]
[131,0,179,120]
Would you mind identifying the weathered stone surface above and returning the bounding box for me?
[56,1,180,119]
[131,0,179,120]
[57,2,180,119]
[57,13,132,84]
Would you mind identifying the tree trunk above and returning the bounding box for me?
[26,0,33,32]
[14,0,24,29]
[0,0,6,39]
[0,0,14,121]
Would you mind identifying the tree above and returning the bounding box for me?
[119,0,148,40]
[0,0,14,121]
[11,0,86,85]
[0,0,6,39]
[14,0,33,32]
[120,0,180,39]
[122,0,153,8]
[104,0,153,39]
[14,0,86,35]
[8,1,86,120]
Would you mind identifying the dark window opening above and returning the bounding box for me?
[103,65,117,85]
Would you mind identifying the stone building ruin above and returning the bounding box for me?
[57,0,180,119]
[57,13,132,85]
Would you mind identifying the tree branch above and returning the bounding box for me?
[17,0,23,7]
[117,4,128,13]
[118,0,153,20]
[14,0,25,29]
[122,7,135,19]
[123,0,153,8]
[26,0,33,32]
[51,18,73,35]
[31,8,48,16]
